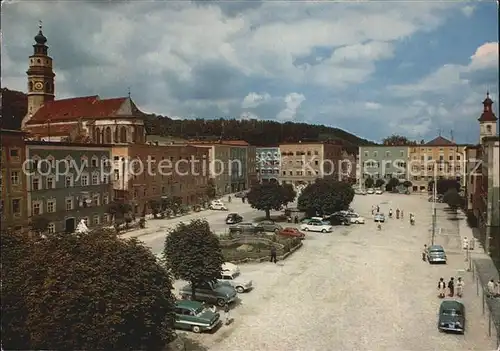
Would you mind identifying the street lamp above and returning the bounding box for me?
[431,162,437,245]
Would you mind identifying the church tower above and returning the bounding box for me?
[478,92,498,144]
[23,21,55,127]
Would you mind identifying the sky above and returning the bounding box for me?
[2,1,498,143]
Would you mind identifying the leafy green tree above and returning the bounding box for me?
[149,199,161,219]
[163,219,224,299]
[375,178,385,188]
[1,229,176,350]
[364,176,374,189]
[443,188,462,210]
[403,180,413,189]
[385,178,400,192]
[247,182,296,219]
[429,178,460,195]
[206,179,217,199]
[297,179,354,217]
[106,201,132,221]
[382,134,417,146]
[30,216,50,235]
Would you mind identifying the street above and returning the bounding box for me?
[169,193,495,351]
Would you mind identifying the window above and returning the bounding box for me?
[439,155,444,161]
[32,201,42,215]
[91,156,99,167]
[102,174,109,184]
[102,193,109,205]
[48,223,56,234]
[46,156,55,168]
[314,160,319,166]
[12,199,20,215]
[9,148,19,158]
[314,151,319,155]
[427,156,432,160]
[456,155,461,160]
[364,151,368,157]
[386,151,391,157]
[373,151,378,157]
[46,176,55,189]
[400,151,404,157]
[93,215,100,225]
[66,197,74,211]
[11,171,19,185]
[65,174,74,187]
[92,172,99,185]
[114,169,119,181]
[92,194,100,206]
[32,177,41,191]
[81,174,89,186]
[47,199,56,213]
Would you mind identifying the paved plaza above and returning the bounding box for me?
[166,193,496,351]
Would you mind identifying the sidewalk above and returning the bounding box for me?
[119,193,249,239]
[455,209,500,345]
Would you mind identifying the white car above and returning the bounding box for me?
[300,220,333,233]
[349,215,365,224]
[217,271,252,293]
[367,188,375,194]
[375,189,383,195]
[209,203,228,210]
[222,262,240,275]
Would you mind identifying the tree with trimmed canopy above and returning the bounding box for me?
[297,179,354,217]
[247,182,297,219]
[163,219,224,300]
[1,228,176,350]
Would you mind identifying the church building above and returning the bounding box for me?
[22,23,146,144]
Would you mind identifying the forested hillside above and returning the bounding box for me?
[1,88,375,147]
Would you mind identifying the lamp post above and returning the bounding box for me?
[431,162,437,245]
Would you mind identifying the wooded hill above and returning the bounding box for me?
[1,88,375,148]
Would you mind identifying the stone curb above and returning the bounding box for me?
[227,241,303,265]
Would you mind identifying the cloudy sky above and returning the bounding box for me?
[2,1,498,143]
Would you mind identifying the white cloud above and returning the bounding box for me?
[364,102,382,110]
[468,42,499,71]
[240,111,259,120]
[461,6,475,17]
[241,92,271,108]
[277,93,306,120]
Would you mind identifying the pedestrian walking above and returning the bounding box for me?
[487,279,496,297]
[438,278,446,298]
[270,246,277,264]
[422,244,427,261]
[389,209,393,218]
[223,303,230,325]
[448,277,455,297]
[456,277,464,297]
[228,196,232,203]
[376,205,380,213]
[294,215,299,224]
[396,208,400,219]
[401,210,404,219]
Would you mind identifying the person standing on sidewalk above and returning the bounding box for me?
[223,303,230,325]
[456,277,464,297]
[422,244,427,261]
[270,246,277,264]
[487,279,496,297]
[438,278,446,298]
[448,277,455,297]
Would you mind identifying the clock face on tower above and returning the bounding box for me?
[34,81,44,91]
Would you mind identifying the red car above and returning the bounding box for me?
[278,227,305,239]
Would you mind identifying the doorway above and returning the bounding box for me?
[65,217,75,233]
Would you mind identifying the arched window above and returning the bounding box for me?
[132,127,137,143]
[114,127,119,143]
[486,125,492,133]
[94,128,101,144]
[120,126,128,143]
[105,127,112,143]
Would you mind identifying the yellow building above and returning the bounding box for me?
[407,136,466,192]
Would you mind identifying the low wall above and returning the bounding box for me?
[222,236,303,264]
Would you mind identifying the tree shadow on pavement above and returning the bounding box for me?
[182,336,209,351]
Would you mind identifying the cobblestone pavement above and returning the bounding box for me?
[176,193,496,351]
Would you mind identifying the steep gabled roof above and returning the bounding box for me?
[425,136,455,146]
[26,95,136,124]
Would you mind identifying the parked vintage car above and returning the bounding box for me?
[226,213,243,224]
[278,227,306,239]
[234,191,249,198]
[217,271,253,293]
[367,188,375,194]
[300,219,333,233]
[324,213,350,226]
[257,220,283,233]
[374,213,386,222]
[427,244,447,264]
[179,280,237,307]
[438,300,465,334]
[210,202,228,211]
[229,222,264,235]
[347,214,365,224]
[174,300,221,333]
[375,189,383,195]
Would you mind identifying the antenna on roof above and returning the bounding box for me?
[127,87,131,99]
[450,129,454,142]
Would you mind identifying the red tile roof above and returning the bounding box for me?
[25,123,76,136]
[425,136,455,146]
[189,140,250,146]
[26,96,128,124]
